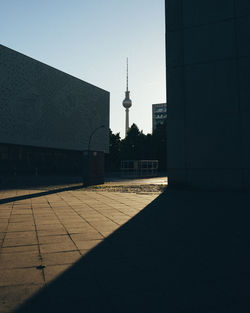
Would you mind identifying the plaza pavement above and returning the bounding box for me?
[0,181,160,313]
[0,177,249,313]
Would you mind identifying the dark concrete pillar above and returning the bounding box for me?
[166,0,250,190]
[83,151,104,186]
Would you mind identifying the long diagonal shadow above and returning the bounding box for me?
[12,190,250,313]
[0,185,83,205]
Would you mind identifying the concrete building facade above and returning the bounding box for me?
[152,103,167,132]
[166,0,250,190]
[0,44,109,183]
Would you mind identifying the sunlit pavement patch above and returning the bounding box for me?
[0,186,158,313]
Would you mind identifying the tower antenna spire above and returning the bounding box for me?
[122,57,132,136]
[126,57,128,91]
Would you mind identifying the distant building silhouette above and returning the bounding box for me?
[0,44,109,184]
[122,58,132,136]
[152,103,167,132]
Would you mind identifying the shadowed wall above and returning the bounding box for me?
[166,0,250,190]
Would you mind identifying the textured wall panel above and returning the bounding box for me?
[0,44,109,153]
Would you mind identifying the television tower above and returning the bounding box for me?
[122,58,132,136]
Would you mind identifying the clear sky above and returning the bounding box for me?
[0,0,166,138]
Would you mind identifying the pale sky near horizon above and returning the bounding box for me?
[0,0,166,138]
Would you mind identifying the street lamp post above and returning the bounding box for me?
[88,125,105,152]
[83,125,105,186]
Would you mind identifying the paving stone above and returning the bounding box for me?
[40,242,77,254]
[0,268,44,286]
[0,214,11,219]
[1,245,39,254]
[11,210,33,216]
[66,227,95,234]
[37,229,68,236]
[109,216,132,225]
[7,224,35,232]
[0,219,9,224]
[62,221,89,226]
[33,210,54,215]
[3,236,38,247]
[9,216,34,223]
[70,232,103,241]
[94,225,120,234]
[4,231,36,240]
[0,253,41,269]
[41,251,81,266]
[79,249,89,256]
[73,239,102,250]
[100,230,118,237]
[34,220,59,225]
[36,224,65,231]
[38,235,72,245]
[44,264,70,283]
[65,225,95,232]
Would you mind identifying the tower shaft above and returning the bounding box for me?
[125,108,129,135]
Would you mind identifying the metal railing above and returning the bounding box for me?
[120,160,158,178]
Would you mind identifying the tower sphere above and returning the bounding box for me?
[123,91,132,108]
